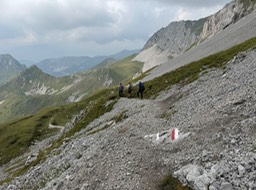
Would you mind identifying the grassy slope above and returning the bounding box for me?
[1,37,256,188]
[0,109,59,165]
[0,66,73,123]
[105,55,143,82]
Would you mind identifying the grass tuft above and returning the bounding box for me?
[159,173,192,190]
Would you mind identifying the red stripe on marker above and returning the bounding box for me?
[171,128,175,141]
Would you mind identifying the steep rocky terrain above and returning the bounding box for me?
[1,47,255,189]
[134,0,256,73]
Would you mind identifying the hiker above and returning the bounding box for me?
[127,81,133,99]
[119,82,124,97]
[137,81,145,99]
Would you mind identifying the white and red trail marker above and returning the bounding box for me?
[144,128,190,144]
[170,128,179,141]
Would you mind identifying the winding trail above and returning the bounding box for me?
[48,123,64,131]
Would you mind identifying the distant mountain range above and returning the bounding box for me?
[19,49,140,77]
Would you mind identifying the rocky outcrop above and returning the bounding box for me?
[1,48,256,190]
[142,19,206,53]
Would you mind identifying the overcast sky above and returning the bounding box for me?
[0,0,231,62]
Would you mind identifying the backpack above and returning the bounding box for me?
[128,84,133,91]
[119,84,124,91]
[141,83,145,91]
[140,83,145,91]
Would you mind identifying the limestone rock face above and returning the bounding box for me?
[200,0,256,41]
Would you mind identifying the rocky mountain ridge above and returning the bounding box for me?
[143,6,256,82]
[134,0,256,72]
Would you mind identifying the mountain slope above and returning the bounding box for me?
[0,65,74,122]
[134,0,256,72]
[0,54,26,86]
[1,40,256,190]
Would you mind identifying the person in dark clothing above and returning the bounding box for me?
[137,81,145,99]
[119,82,124,97]
[127,82,133,99]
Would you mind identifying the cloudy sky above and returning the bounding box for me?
[0,0,231,62]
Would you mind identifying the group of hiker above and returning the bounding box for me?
[118,81,145,99]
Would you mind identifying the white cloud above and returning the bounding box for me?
[175,8,190,21]
[0,0,231,61]
[154,7,167,18]
[0,30,38,47]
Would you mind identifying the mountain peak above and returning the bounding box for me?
[20,64,54,80]
[0,54,24,67]
[0,54,27,86]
